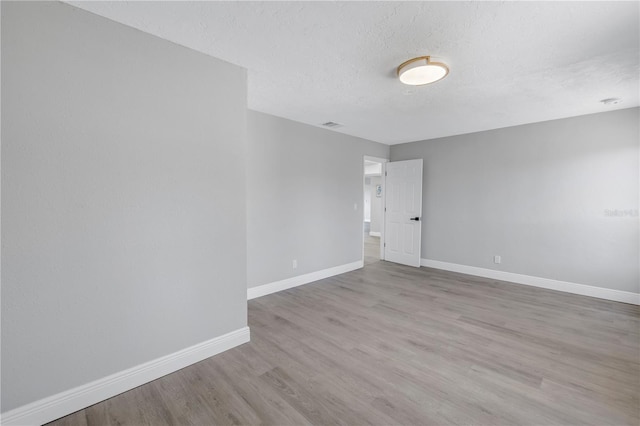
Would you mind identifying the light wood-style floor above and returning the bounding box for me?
[364,233,381,265]
[50,261,639,425]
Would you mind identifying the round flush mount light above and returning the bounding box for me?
[397,56,449,86]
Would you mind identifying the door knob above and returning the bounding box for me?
[410,217,420,221]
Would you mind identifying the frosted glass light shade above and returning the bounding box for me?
[398,56,449,86]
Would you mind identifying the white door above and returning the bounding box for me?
[384,159,423,267]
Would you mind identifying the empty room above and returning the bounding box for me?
[2,1,638,425]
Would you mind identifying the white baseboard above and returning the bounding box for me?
[248,260,364,300]
[1,327,250,426]
[369,231,381,237]
[421,259,640,305]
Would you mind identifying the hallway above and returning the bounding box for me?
[363,233,380,265]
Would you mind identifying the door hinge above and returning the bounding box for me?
[385,171,387,176]
[384,243,386,247]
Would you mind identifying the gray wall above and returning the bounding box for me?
[247,110,389,288]
[391,108,639,294]
[364,177,372,223]
[369,176,383,234]
[2,1,247,411]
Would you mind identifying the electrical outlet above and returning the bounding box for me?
[292,259,297,269]
[494,255,501,264]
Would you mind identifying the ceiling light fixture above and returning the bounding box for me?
[397,56,449,86]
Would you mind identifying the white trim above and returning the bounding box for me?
[363,155,389,164]
[369,231,381,237]
[1,327,251,426]
[248,260,363,300]
[421,258,640,305]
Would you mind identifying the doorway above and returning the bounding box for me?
[363,156,387,265]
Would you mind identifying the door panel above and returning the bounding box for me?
[384,159,423,267]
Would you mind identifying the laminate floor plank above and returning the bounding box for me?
[363,234,381,266]
[49,261,640,425]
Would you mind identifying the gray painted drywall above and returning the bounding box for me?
[391,108,639,294]
[2,1,247,411]
[364,178,372,222]
[247,110,389,288]
[369,176,382,234]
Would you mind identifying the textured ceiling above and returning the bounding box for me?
[67,1,639,145]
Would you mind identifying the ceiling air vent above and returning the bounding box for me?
[321,121,342,128]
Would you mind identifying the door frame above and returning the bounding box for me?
[363,155,388,263]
